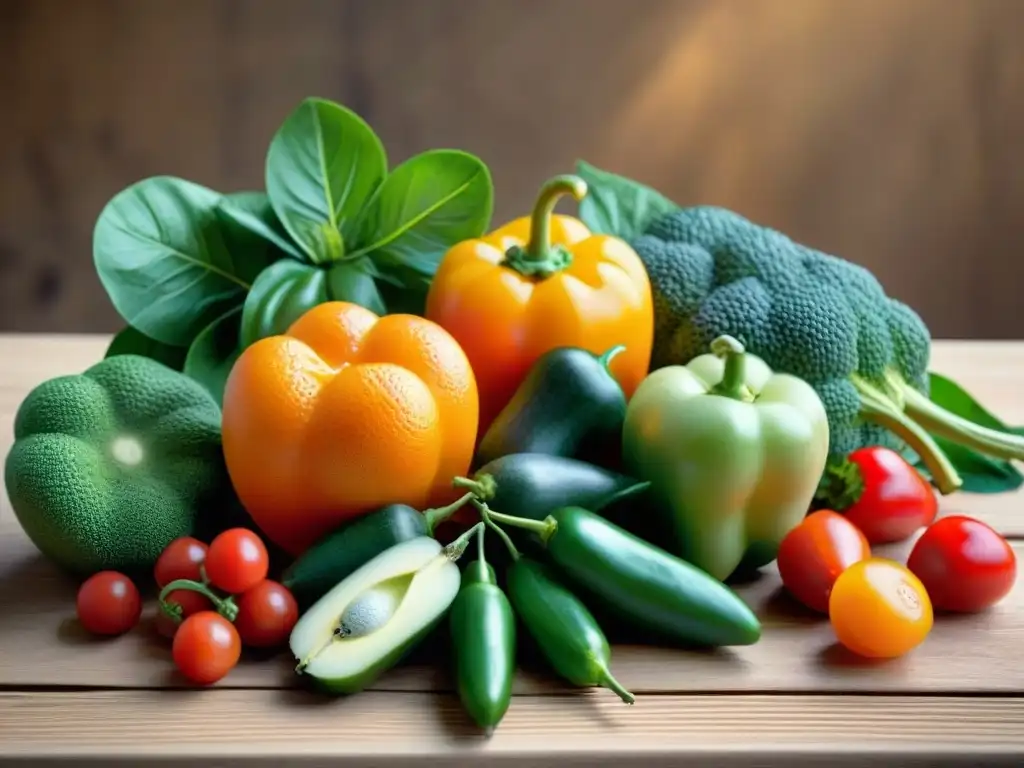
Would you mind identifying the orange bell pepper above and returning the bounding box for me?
[425,174,654,432]
[221,301,479,556]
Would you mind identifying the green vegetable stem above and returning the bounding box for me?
[495,528,634,705]
[480,502,761,648]
[574,162,1024,496]
[448,525,517,734]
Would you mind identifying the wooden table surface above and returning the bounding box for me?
[2,335,1023,766]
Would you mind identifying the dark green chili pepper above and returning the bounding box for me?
[487,504,762,648]
[504,555,634,705]
[449,526,517,733]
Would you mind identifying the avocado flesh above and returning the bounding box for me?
[289,536,461,694]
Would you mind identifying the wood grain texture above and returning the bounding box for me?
[3,690,1024,766]
[1,336,1023,762]
[2,0,1024,340]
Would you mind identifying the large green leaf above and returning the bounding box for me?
[216,191,304,261]
[105,325,188,371]
[575,159,679,239]
[93,176,268,347]
[265,98,387,264]
[239,259,385,349]
[184,305,243,408]
[350,149,493,279]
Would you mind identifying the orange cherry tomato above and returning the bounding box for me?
[777,510,871,613]
[828,557,933,659]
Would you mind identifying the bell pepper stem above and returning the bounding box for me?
[500,175,586,279]
[158,578,238,622]
[422,491,477,535]
[709,335,754,402]
[598,344,626,372]
[472,499,521,562]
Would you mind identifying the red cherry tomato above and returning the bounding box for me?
[907,515,1017,613]
[834,446,937,544]
[76,571,142,636]
[172,611,242,685]
[829,557,933,659]
[154,536,208,587]
[155,589,215,639]
[235,580,299,648]
[204,528,269,594]
[777,509,872,613]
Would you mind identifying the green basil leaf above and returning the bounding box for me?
[183,306,243,408]
[216,191,304,261]
[105,325,188,371]
[94,176,264,347]
[927,372,1010,430]
[239,259,386,349]
[266,98,387,264]
[575,159,679,239]
[352,149,493,278]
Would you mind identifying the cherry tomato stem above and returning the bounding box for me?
[158,578,238,622]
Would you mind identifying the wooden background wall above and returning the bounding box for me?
[2,0,1023,339]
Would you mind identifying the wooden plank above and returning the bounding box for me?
[0,505,1019,694]
[2,690,1023,766]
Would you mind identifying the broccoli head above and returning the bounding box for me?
[631,205,1024,495]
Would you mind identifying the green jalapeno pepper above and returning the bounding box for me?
[449,526,517,733]
[504,553,633,704]
[483,502,761,648]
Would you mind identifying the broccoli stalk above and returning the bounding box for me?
[628,203,1024,496]
[851,373,962,494]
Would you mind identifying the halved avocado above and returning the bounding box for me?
[289,536,462,694]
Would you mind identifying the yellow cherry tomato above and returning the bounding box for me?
[828,557,933,659]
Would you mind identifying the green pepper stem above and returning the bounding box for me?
[499,175,586,279]
[598,668,636,705]
[452,473,497,502]
[422,491,476,535]
[854,380,962,495]
[479,505,557,538]
[158,578,238,622]
[472,500,520,562]
[708,335,754,402]
[597,345,626,372]
[469,522,491,582]
[444,522,485,561]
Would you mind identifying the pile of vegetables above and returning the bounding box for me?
[3,96,1020,733]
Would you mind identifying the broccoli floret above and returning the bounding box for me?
[632,206,1024,495]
